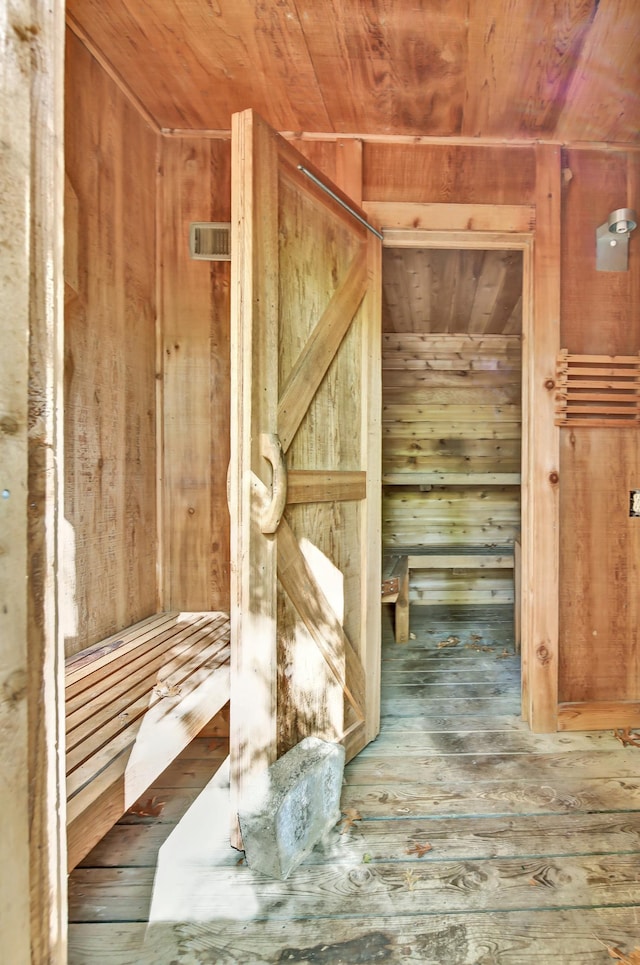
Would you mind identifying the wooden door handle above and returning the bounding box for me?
[260,433,287,534]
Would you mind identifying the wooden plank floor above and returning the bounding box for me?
[68,605,640,963]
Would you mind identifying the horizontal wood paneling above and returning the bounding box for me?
[363,143,537,204]
[382,333,522,604]
[64,30,158,655]
[160,136,231,611]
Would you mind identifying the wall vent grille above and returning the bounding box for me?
[555,350,640,427]
[189,222,231,261]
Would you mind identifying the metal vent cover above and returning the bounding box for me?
[189,222,231,261]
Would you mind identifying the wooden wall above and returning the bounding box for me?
[558,149,640,707]
[382,332,522,604]
[64,31,158,655]
[159,138,231,612]
[62,47,640,716]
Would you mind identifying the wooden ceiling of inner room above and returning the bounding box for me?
[66,0,640,143]
[382,248,523,335]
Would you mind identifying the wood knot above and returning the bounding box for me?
[544,378,555,391]
[548,471,559,485]
[536,644,551,665]
[188,506,196,515]
[0,415,19,435]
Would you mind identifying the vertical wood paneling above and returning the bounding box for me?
[559,148,640,709]
[160,137,231,612]
[561,150,638,356]
[65,31,158,655]
[559,429,640,702]
[2,0,66,958]
[524,144,561,732]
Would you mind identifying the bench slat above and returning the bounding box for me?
[66,611,224,699]
[66,629,231,779]
[66,615,227,727]
[65,610,231,872]
[65,612,179,683]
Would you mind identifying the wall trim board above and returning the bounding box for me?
[558,702,640,731]
[523,144,562,733]
[365,202,535,234]
[381,227,534,706]
[162,128,640,154]
[154,138,165,611]
[381,229,533,250]
[66,12,161,134]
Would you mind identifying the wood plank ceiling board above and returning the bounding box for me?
[463,0,599,138]
[66,0,640,142]
[66,0,332,131]
[382,248,523,335]
[555,0,640,144]
[293,0,469,135]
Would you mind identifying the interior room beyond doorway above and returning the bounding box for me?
[381,247,524,670]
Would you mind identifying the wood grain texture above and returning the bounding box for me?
[65,612,230,871]
[160,136,231,611]
[65,1,640,144]
[2,0,66,960]
[559,429,640,703]
[363,142,537,204]
[68,607,640,964]
[523,144,561,732]
[463,0,598,138]
[65,30,158,655]
[561,150,640,357]
[382,248,523,335]
[382,332,522,592]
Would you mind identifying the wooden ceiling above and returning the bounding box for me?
[67,0,640,143]
[382,248,522,335]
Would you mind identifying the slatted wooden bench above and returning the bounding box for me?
[65,610,231,871]
[383,545,516,646]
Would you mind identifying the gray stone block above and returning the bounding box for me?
[238,736,345,879]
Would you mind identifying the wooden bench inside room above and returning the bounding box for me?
[65,610,231,871]
[382,544,517,647]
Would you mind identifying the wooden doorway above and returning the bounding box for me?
[379,229,537,722]
[381,244,524,649]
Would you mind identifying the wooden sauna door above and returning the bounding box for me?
[229,110,381,844]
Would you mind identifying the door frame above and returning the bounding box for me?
[366,147,562,734]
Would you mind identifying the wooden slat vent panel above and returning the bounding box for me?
[555,350,640,427]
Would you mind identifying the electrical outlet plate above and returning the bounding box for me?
[630,491,640,517]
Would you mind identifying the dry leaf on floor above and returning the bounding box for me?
[406,842,432,858]
[471,633,483,641]
[127,795,165,818]
[403,869,419,891]
[154,680,182,698]
[614,728,640,748]
[409,632,417,640]
[594,936,640,963]
[437,635,460,649]
[340,807,362,834]
[497,649,511,659]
